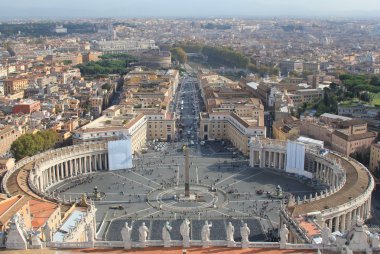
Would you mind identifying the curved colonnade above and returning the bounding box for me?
[249,138,374,234]
[1,142,109,203]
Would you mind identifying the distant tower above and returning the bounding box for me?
[107,24,114,40]
[113,29,117,40]
[312,75,319,89]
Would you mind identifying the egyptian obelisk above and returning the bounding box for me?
[184,147,190,197]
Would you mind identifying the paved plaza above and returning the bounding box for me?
[51,145,316,241]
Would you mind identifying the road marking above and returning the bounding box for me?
[229,171,264,187]
[139,210,161,219]
[215,167,251,186]
[108,172,155,190]
[196,166,199,184]
[133,207,154,215]
[232,209,250,216]
[131,171,161,186]
[176,166,180,186]
[213,210,235,219]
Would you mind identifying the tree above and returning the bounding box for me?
[11,130,59,161]
[102,83,111,91]
[62,60,72,65]
[170,47,188,64]
[359,92,371,102]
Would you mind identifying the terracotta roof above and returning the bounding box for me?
[0,195,28,226]
[29,199,59,229]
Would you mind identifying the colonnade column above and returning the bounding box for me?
[334,216,340,232]
[328,219,333,229]
[341,213,346,232]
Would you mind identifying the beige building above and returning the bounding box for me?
[45,53,83,65]
[287,89,324,107]
[273,116,300,141]
[123,68,179,113]
[199,112,266,156]
[370,143,380,173]
[0,125,21,155]
[3,78,28,95]
[73,109,175,154]
[300,114,376,156]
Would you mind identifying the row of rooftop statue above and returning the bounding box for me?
[3,212,380,253]
[120,219,290,249]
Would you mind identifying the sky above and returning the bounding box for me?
[0,0,380,19]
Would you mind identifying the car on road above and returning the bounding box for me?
[109,205,124,210]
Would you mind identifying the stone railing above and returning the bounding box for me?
[48,239,335,250]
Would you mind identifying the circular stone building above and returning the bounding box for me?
[0,137,374,249]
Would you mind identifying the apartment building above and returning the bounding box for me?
[369,142,380,173]
[286,89,324,107]
[199,112,266,156]
[12,100,41,114]
[45,53,83,65]
[0,125,21,155]
[3,78,28,95]
[272,116,300,141]
[73,110,175,154]
[300,114,376,156]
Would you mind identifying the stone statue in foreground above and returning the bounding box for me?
[280,224,289,244]
[201,221,212,242]
[121,221,133,249]
[201,220,212,247]
[226,221,235,247]
[138,222,149,245]
[227,222,235,242]
[162,221,172,247]
[180,218,191,247]
[240,222,250,248]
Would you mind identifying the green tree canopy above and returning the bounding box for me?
[170,47,188,64]
[11,130,59,161]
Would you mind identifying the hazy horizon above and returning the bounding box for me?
[1,0,380,20]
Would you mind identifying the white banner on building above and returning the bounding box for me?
[285,141,312,178]
[108,139,133,171]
